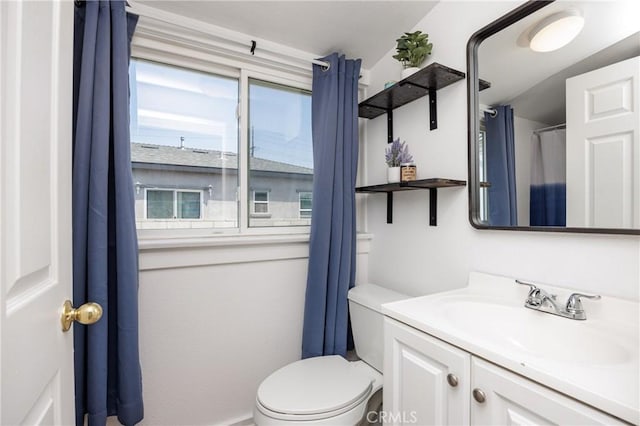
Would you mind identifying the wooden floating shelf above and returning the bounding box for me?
[358,63,468,140]
[356,178,466,226]
[357,63,492,142]
[359,64,465,119]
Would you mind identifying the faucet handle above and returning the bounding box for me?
[515,279,538,292]
[565,292,601,314]
[516,280,544,306]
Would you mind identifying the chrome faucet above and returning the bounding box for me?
[516,280,601,320]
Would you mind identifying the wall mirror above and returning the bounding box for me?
[467,0,640,234]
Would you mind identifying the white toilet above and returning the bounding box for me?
[253,284,408,425]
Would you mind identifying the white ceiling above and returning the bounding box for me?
[478,0,640,124]
[510,32,640,125]
[135,1,438,69]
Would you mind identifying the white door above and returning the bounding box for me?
[566,56,640,228]
[470,357,625,425]
[1,1,75,424]
[384,318,470,426]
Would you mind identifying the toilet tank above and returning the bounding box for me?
[348,284,408,372]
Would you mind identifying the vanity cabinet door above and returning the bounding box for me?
[471,357,626,425]
[384,318,470,426]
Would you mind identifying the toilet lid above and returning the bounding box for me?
[257,355,373,416]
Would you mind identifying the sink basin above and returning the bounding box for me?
[439,300,633,365]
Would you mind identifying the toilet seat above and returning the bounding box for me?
[256,355,373,421]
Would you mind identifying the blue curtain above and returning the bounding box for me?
[530,129,566,226]
[485,105,517,226]
[302,53,362,359]
[73,2,143,425]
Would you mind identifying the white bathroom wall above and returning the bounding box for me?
[138,255,305,426]
[131,236,370,426]
[363,1,640,301]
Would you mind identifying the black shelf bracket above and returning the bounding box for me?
[429,188,437,226]
[429,89,437,131]
[387,109,393,143]
[400,82,438,131]
[384,188,438,226]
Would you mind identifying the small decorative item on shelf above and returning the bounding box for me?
[387,166,401,183]
[385,138,414,183]
[393,31,433,79]
[400,162,417,182]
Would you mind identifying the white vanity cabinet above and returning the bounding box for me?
[384,318,627,425]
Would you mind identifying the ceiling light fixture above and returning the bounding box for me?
[529,9,585,52]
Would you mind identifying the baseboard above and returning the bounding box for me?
[221,413,254,426]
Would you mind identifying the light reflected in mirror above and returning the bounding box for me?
[470,1,640,233]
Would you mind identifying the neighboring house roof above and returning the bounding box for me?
[131,142,313,175]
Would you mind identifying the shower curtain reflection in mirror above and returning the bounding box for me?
[530,128,567,226]
[484,105,517,226]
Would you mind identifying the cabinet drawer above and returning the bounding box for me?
[471,357,628,425]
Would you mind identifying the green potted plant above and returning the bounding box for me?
[393,31,433,79]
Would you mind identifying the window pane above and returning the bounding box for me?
[130,59,239,229]
[254,191,268,202]
[299,192,312,218]
[147,190,174,219]
[299,192,312,209]
[177,191,201,219]
[254,203,269,214]
[248,79,313,227]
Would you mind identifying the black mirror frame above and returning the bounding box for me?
[466,0,640,235]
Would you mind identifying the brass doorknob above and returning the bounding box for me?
[61,300,103,332]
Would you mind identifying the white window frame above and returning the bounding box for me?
[251,190,270,215]
[298,191,312,219]
[131,20,315,238]
[478,121,489,224]
[144,188,203,220]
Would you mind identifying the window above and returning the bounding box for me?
[248,79,313,227]
[146,189,202,219]
[129,58,313,233]
[299,192,312,218]
[252,190,269,214]
[130,59,239,229]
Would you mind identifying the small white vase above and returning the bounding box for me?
[387,167,400,183]
[401,67,420,79]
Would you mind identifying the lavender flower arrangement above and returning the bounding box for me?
[385,138,413,167]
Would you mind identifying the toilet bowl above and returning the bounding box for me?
[253,284,408,425]
[254,356,381,425]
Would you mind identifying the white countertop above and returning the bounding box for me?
[382,272,640,425]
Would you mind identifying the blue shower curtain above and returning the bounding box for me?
[530,129,566,226]
[302,53,362,359]
[73,1,143,425]
[485,105,518,226]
